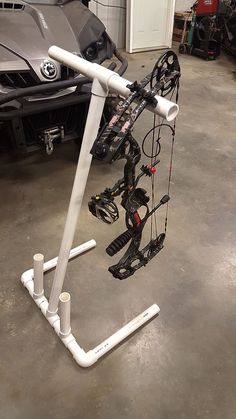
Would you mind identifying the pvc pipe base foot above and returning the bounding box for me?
[21,244,160,368]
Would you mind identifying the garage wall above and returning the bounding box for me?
[175,0,194,11]
[89,0,194,48]
[89,0,126,48]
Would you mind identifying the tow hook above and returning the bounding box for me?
[40,126,64,155]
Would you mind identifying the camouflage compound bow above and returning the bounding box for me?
[88,51,181,280]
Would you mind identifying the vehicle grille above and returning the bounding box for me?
[0,2,25,10]
[0,72,37,89]
[0,67,76,89]
[61,66,76,80]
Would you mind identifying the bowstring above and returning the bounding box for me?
[150,77,180,242]
[150,113,158,243]
[164,79,179,236]
[150,65,163,242]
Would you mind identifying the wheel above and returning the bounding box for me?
[179,43,187,54]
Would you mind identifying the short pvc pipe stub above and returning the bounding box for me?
[59,292,71,303]
[33,253,44,262]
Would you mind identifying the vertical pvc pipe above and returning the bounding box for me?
[47,79,108,316]
[59,292,71,338]
[33,253,44,299]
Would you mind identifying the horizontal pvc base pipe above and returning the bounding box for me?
[21,244,160,368]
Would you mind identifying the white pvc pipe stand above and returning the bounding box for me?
[20,46,178,367]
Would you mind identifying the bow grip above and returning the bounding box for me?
[106,229,133,257]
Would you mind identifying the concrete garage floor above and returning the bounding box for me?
[0,49,236,419]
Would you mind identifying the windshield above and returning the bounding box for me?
[24,0,82,4]
[24,0,57,3]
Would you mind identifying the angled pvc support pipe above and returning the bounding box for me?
[47,78,108,316]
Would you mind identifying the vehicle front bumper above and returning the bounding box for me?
[0,49,128,121]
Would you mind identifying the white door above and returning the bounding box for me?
[126,0,176,53]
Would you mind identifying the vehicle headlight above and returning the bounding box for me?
[83,35,107,61]
[96,35,106,50]
[84,45,97,61]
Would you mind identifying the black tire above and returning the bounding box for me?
[179,43,187,54]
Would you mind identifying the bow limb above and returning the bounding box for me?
[108,230,144,280]
[108,232,166,280]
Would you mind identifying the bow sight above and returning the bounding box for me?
[89,51,181,280]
